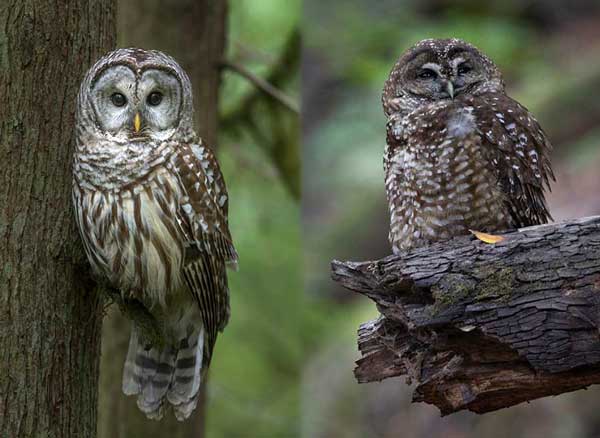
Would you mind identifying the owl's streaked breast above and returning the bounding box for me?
[74,166,187,306]
[73,139,175,192]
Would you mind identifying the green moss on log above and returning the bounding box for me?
[474,268,515,302]
[430,267,516,315]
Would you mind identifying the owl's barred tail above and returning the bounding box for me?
[122,326,205,421]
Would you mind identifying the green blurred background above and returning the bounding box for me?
[208,2,303,435]
[303,1,600,437]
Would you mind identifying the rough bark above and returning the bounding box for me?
[331,216,600,415]
[97,1,227,437]
[0,2,115,438]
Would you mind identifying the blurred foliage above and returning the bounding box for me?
[304,1,600,437]
[221,2,300,199]
[204,1,329,437]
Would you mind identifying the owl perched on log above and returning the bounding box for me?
[73,48,237,420]
[382,38,554,253]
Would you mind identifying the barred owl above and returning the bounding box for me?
[73,48,237,420]
[383,38,554,253]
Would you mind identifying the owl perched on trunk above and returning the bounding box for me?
[73,48,237,420]
[382,38,554,253]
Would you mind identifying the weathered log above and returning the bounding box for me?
[331,216,600,415]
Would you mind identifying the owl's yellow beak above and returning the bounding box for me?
[134,113,142,133]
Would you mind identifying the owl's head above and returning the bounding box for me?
[77,48,193,143]
[382,38,504,116]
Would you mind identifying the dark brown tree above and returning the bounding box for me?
[0,2,115,437]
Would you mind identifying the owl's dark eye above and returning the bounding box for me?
[457,64,472,75]
[147,91,163,106]
[110,92,127,107]
[417,68,437,80]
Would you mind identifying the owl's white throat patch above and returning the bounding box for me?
[446,107,476,138]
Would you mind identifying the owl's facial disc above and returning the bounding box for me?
[403,48,488,101]
[90,65,182,141]
[402,53,452,100]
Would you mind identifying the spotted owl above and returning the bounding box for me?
[382,38,554,253]
[72,48,237,420]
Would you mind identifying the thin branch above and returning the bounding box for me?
[219,28,300,199]
[220,27,300,124]
[220,59,299,114]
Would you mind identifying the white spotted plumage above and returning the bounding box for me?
[382,39,554,253]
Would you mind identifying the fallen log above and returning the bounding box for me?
[331,216,600,415]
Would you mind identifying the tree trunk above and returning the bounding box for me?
[0,2,115,438]
[97,1,227,437]
[331,216,600,415]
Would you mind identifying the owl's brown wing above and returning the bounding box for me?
[173,142,237,364]
[473,93,555,227]
[185,140,238,265]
